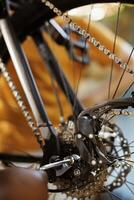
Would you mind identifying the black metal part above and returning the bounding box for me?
[44,19,90,64]
[7,0,35,10]
[66,39,89,64]
[0,0,7,18]
[76,113,112,164]
[79,97,134,119]
[32,29,83,117]
[77,116,96,137]
[42,128,60,164]
[0,18,60,163]
[131,91,134,98]
[75,136,92,164]
[64,25,90,64]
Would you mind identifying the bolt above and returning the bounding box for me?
[91,159,96,166]
[74,169,81,177]
[89,134,93,139]
[77,134,82,139]
[99,160,103,164]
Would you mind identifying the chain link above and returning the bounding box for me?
[0,0,133,162]
[0,59,45,148]
[41,0,134,77]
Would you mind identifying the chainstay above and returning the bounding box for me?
[41,0,134,77]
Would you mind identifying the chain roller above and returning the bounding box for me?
[0,59,45,148]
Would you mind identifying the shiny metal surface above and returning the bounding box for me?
[0,18,52,140]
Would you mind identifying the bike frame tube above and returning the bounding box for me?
[0,17,60,160]
[32,29,84,117]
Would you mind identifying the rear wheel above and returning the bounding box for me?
[0,1,134,199]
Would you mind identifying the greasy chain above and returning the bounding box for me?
[0,0,134,148]
[41,0,134,76]
[0,59,45,148]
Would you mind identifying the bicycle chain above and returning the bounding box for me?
[41,0,134,77]
[0,60,132,199]
[0,0,133,147]
[0,59,45,148]
[0,1,133,197]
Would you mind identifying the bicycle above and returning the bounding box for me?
[0,0,134,199]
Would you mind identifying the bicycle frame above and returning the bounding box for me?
[1,1,134,198]
[0,1,84,163]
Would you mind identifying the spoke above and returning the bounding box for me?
[72,65,82,118]
[121,159,134,164]
[72,6,93,117]
[125,182,134,196]
[113,46,134,98]
[109,192,122,200]
[108,3,121,99]
[122,160,134,170]
[117,151,134,158]
[106,144,134,148]
[114,140,134,155]
[129,140,134,146]
[49,71,65,122]
[101,114,116,127]
[103,187,114,200]
[86,4,94,33]
[102,81,134,125]
[108,152,134,166]
[65,14,84,119]
[117,158,134,170]
[126,180,134,187]
[103,187,123,200]
[117,145,134,148]
[109,174,134,186]
[103,4,122,127]
[114,168,134,196]
[123,81,134,96]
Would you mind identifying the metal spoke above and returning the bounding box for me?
[108,3,121,99]
[113,47,134,98]
[103,187,123,200]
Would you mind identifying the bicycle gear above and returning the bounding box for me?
[50,117,132,199]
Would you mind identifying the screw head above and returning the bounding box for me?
[91,159,96,166]
[77,134,82,139]
[74,169,81,177]
[99,160,103,164]
[89,134,93,139]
